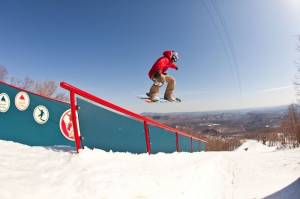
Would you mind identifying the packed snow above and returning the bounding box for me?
[0,140,299,199]
[235,139,278,152]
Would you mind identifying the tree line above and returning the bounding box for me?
[0,65,69,102]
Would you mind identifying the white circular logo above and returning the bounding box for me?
[33,105,49,124]
[59,109,75,141]
[0,93,10,113]
[15,91,30,111]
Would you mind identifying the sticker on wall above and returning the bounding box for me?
[33,105,49,124]
[59,109,75,141]
[15,91,30,111]
[0,93,10,113]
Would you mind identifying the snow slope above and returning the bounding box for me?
[235,139,278,152]
[0,140,299,199]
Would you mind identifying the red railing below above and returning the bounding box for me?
[60,82,207,153]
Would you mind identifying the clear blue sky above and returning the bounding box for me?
[1,0,300,113]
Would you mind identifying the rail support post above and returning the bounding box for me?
[190,137,193,153]
[70,92,81,152]
[176,132,180,152]
[144,121,151,154]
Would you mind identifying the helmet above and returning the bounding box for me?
[171,51,179,62]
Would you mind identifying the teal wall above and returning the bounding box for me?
[76,97,205,154]
[192,139,200,152]
[77,98,147,153]
[148,125,177,153]
[0,82,206,153]
[179,135,191,152]
[0,82,74,148]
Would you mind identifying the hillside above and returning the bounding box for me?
[143,106,288,137]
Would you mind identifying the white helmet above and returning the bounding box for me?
[171,51,179,62]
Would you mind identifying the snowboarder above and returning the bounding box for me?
[147,50,179,102]
[38,108,46,121]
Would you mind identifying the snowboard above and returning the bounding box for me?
[138,95,181,103]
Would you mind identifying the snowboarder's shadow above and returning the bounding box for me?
[44,145,77,153]
[264,177,300,199]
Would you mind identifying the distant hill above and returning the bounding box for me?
[142,105,289,137]
[142,105,288,116]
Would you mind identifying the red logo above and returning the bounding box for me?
[59,109,75,141]
[15,91,30,111]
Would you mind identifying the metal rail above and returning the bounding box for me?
[60,82,207,152]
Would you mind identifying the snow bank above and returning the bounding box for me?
[235,139,277,152]
[0,140,299,199]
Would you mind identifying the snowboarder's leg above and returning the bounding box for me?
[148,73,165,101]
[164,75,176,101]
[149,84,160,101]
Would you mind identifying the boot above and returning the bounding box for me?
[164,76,176,101]
[149,84,160,101]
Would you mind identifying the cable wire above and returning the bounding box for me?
[210,0,243,103]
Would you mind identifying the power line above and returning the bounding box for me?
[200,0,235,77]
[207,0,243,104]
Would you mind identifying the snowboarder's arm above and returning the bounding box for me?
[168,63,178,70]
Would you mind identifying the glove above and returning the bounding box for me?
[175,66,178,70]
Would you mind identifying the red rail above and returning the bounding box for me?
[60,82,207,152]
[60,82,206,140]
[1,80,207,152]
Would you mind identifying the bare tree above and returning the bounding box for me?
[1,64,68,101]
[0,65,8,81]
[22,77,35,90]
[206,137,241,151]
[295,36,300,104]
[10,77,24,88]
[34,80,58,97]
[11,77,36,91]
[54,93,69,102]
[294,35,300,145]
[288,104,300,146]
[281,104,300,147]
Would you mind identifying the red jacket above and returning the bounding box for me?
[148,50,177,78]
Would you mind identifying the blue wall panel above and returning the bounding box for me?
[200,142,206,151]
[76,98,147,153]
[179,135,191,152]
[192,140,200,152]
[148,125,176,154]
[0,82,74,147]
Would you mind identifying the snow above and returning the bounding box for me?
[0,140,299,199]
[235,139,278,152]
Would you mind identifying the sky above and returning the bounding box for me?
[0,0,300,113]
